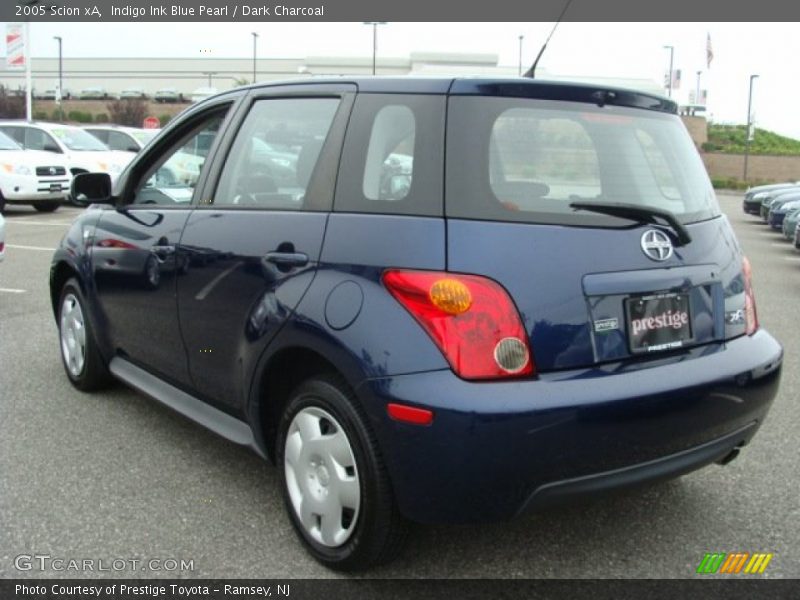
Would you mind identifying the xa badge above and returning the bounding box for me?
[641,229,673,261]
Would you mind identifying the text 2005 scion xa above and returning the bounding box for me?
[51,78,782,571]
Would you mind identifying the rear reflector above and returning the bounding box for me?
[383,269,535,380]
[387,403,434,426]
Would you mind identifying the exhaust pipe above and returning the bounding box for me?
[716,446,742,466]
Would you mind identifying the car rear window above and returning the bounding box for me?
[447,96,719,226]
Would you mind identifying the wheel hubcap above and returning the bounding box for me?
[60,293,86,377]
[284,406,360,547]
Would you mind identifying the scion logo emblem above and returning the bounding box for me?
[641,229,674,261]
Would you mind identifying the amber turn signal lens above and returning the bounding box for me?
[429,279,473,315]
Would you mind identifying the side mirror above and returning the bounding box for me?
[43,143,62,153]
[71,172,113,205]
[127,145,140,153]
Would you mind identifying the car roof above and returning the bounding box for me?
[232,76,677,114]
[0,121,84,131]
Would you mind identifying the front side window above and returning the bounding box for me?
[131,112,227,206]
[108,131,137,152]
[447,96,719,226]
[25,128,61,152]
[213,97,340,209]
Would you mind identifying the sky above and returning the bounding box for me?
[8,21,800,139]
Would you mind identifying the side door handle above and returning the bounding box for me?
[264,251,309,268]
[152,245,176,259]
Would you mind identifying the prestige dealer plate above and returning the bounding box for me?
[625,292,692,353]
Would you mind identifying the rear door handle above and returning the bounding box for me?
[264,251,309,268]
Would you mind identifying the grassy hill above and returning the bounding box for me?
[703,123,800,155]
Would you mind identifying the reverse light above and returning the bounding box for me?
[742,256,759,335]
[382,269,534,380]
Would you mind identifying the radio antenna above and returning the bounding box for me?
[523,0,576,79]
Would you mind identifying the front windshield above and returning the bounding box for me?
[0,131,21,150]
[51,128,109,151]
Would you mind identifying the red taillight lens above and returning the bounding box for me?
[382,269,535,380]
[742,256,759,335]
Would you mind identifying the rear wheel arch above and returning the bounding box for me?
[253,346,363,464]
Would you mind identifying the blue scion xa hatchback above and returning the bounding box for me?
[51,78,783,571]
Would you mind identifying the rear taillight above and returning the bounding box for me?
[742,256,759,335]
[382,269,534,380]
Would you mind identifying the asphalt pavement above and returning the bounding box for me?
[0,193,797,579]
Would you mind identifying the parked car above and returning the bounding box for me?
[154,88,182,103]
[795,218,800,249]
[41,88,73,101]
[120,87,147,100]
[781,207,800,241]
[0,121,135,182]
[78,87,109,100]
[768,198,800,230]
[764,191,800,224]
[52,78,783,571]
[0,212,5,261]
[190,87,218,103]
[760,187,800,221]
[84,125,159,153]
[742,181,800,215]
[0,130,71,213]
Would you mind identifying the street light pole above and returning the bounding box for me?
[363,22,386,75]
[53,36,63,120]
[518,35,524,76]
[744,74,759,183]
[663,45,674,97]
[251,32,258,83]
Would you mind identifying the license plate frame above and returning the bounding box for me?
[625,292,693,354]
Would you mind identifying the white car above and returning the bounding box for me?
[0,121,135,184]
[84,125,159,152]
[0,130,72,213]
[0,212,5,261]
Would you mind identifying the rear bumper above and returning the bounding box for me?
[358,329,782,523]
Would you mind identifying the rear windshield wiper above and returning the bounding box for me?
[569,201,692,246]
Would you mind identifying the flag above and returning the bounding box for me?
[706,33,714,68]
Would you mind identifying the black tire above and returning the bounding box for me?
[34,200,60,213]
[276,375,409,571]
[0,192,6,214]
[57,278,112,391]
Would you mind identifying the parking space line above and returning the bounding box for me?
[6,244,56,251]
[782,256,800,261]
[5,220,75,226]
[0,287,27,294]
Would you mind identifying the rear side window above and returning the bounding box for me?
[335,94,444,217]
[447,96,719,226]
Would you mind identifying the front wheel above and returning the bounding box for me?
[276,376,408,571]
[58,278,111,391]
[34,201,60,213]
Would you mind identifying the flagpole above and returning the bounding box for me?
[25,21,32,122]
